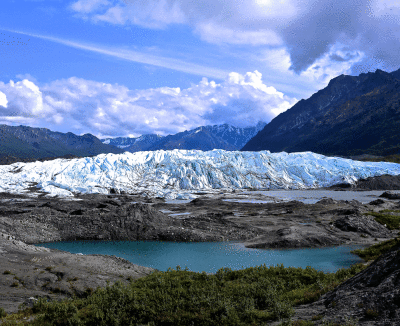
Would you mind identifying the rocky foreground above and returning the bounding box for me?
[1,184,400,323]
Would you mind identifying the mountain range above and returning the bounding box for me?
[0,122,265,165]
[0,125,124,165]
[101,122,266,152]
[2,67,400,165]
[242,68,400,156]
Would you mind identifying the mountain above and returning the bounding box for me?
[102,122,266,152]
[102,134,164,152]
[0,125,123,165]
[242,68,400,156]
[146,128,237,151]
[1,150,399,199]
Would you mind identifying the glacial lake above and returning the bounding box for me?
[36,241,365,274]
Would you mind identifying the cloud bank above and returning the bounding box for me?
[0,71,297,137]
[70,0,400,74]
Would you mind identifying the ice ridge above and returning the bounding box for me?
[1,150,400,199]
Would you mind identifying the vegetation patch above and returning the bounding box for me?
[358,154,400,164]
[365,308,379,318]
[1,263,363,326]
[0,307,7,318]
[10,282,19,288]
[352,237,400,261]
[365,210,400,230]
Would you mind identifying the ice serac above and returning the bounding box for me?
[1,150,400,199]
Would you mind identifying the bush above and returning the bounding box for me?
[0,307,7,318]
[365,308,379,318]
[352,237,400,261]
[366,211,400,230]
[27,263,366,326]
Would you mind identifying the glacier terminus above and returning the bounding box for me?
[1,149,400,199]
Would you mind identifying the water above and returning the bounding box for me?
[36,241,365,274]
[232,189,400,204]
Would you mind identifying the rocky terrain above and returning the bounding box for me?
[286,240,400,325]
[0,230,155,314]
[1,187,400,316]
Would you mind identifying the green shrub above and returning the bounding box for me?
[365,308,379,318]
[352,237,400,261]
[3,270,12,275]
[27,263,366,326]
[366,211,400,230]
[0,307,7,318]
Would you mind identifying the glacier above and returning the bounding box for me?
[1,149,400,199]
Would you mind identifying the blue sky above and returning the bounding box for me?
[0,0,399,138]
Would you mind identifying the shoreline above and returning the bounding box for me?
[1,185,400,315]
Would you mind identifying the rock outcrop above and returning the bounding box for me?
[321,241,400,325]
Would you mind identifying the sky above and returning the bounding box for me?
[0,0,399,138]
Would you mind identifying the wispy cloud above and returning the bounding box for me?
[1,29,229,79]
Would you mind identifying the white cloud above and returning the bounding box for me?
[71,0,110,13]
[0,79,47,119]
[7,29,228,80]
[0,92,7,108]
[93,0,186,28]
[69,0,400,74]
[301,43,365,84]
[195,22,282,46]
[0,72,297,137]
[93,5,126,24]
[250,43,365,99]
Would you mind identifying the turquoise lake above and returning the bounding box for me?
[36,241,365,274]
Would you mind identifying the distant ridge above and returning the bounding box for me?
[0,125,123,165]
[242,68,400,157]
[102,122,266,152]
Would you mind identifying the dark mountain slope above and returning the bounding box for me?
[0,125,123,165]
[242,69,400,156]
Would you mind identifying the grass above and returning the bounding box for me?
[0,263,364,326]
[365,210,400,230]
[351,237,400,261]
